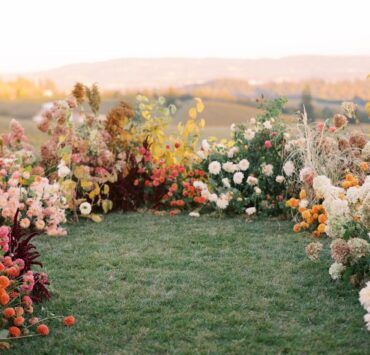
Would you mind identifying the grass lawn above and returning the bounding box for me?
[8,213,370,354]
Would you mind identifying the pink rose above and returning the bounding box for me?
[264,140,272,149]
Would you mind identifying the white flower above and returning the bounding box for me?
[223,161,237,173]
[250,117,256,124]
[359,282,370,309]
[57,161,71,178]
[244,129,255,140]
[261,163,273,177]
[313,175,332,198]
[222,178,231,188]
[247,176,258,186]
[246,207,256,215]
[284,132,291,139]
[233,172,244,185]
[238,159,250,171]
[22,171,31,180]
[197,150,206,159]
[209,193,218,202]
[263,121,272,129]
[254,187,262,195]
[329,262,346,280]
[227,146,239,158]
[201,139,210,152]
[216,198,229,209]
[189,211,200,217]
[230,123,236,132]
[299,199,309,209]
[275,175,285,183]
[283,160,295,177]
[193,181,207,190]
[208,161,221,175]
[346,186,361,204]
[79,202,92,215]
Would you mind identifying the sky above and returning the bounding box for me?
[0,0,369,74]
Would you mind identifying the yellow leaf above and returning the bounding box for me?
[199,118,206,129]
[90,214,103,223]
[81,180,93,190]
[102,184,110,195]
[188,107,197,119]
[89,184,101,200]
[195,99,205,113]
[102,199,113,213]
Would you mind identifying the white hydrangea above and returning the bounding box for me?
[244,129,255,140]
[247,176,258,186]
[283,160,295,177]
[238,159,250,171]
[261,163,274,177]
[299,199,309,209]
[216,197,229,210]
[223,161,238,173]
[329,262,346,280]
[227,146,239,158]
[246,207,256,215]
[346,186,361,204]
[57,160,71,178]
[201,139,210,152]
[359,282,370,309]
[222,178,231,188]
[254,187,262,195]
[233,172,244,185]
[208,161,221,175]
[275,175,285,184]
[263,121,272,129]
[313,175,332,198]
[197,150,206,159]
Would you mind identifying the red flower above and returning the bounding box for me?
[63,315,76,327]
[264,140,272,149]
[36,324,49,336]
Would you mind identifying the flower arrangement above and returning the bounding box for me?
[36,83,120,222]
[193,98,289,216]
[0,214,75,346]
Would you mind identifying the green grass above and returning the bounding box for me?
[8,213,370,354]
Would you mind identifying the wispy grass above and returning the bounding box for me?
[8,213,370,353]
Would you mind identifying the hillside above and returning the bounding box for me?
[6,56,370,91]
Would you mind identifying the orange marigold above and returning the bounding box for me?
[360,162,369,172]
[317,223,326,233]
[0,292,10,305]
[301,210,311,220]
[293,224,301,233]
[318,214,327,223]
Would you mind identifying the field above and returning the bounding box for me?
[8,213,370,354]
[0,98,369,145]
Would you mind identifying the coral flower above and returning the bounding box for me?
[63,315,76,326]
[8,326,21,337]
[36,324,49,336]
[293,224,301,233]
[13,316,25,326]
[3,307,15,318]
[0,292,10,305]
[0,275,10,289]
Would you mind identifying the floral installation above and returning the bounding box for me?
[194,98,289,216]
[0,213,75,348]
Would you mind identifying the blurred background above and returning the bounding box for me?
[0,0,369,146]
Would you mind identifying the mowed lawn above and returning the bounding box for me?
[8,213,370,354]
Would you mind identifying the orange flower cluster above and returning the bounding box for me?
[287,189,328,237]
[341,173,360,189]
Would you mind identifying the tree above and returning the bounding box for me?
[300,85,315,122]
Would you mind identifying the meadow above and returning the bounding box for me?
[8,213,370,354]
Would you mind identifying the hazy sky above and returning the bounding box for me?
[1,0,369,73]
